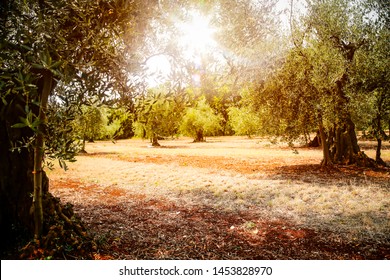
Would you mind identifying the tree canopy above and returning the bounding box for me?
[0,0,158,244]
[180,96,222,142]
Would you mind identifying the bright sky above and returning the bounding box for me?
[175,10,217,55]
[145,10,217,88]
[144,1,306,88]
[145,55,172,88]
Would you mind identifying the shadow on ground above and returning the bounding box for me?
[74,197,390,260]
[269,164,390,187]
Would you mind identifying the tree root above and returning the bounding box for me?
[19,193,97,259]
[353,151,378,168]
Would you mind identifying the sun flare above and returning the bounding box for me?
[145,55,171,87]
[175,11,216,54]
[144,10,218,88]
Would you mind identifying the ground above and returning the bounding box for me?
[29,137,390,259]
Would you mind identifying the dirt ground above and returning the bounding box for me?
[48,137,390,259]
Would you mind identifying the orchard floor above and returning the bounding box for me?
[48,136,390,259]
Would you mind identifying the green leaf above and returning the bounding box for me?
[11,123,28,129]
[49,60,63,69]
[32,63,44,69]
[1,96,8,106]
[20,44,33,51]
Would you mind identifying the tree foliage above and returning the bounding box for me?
[228,106,260,138]
[179,96,222,142]
[0,0,157,243]
[133,89,185,146]
[250,0,388,166]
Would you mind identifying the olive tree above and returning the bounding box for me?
[0,0,156,246]
[228,106,260,138]
[254,0,387,166]
[133,89,185,146]
[179,97,222,142]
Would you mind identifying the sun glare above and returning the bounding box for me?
[176,11,216,54]
[145,10,217,88]
[145,54,171,87]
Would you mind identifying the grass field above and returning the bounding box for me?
[48,136,390,259]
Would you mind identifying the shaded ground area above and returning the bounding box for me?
[50,175,390,260]
[88,200,390,260]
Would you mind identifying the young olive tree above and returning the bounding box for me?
[72,104,105,152]
[228,106,260,138]
[180,97,222,142]
[133,90,184,146]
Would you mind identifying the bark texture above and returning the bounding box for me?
[325,119,377,168]
[0,69,53,249]
[318,115,332,166]
[0,94,44,249]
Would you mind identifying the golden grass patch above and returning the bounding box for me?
[48,136,390,241]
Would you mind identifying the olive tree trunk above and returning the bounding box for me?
[0,114,35,242]
[194,130,205,142]
[0,69,54,248]
[318,114,332,166]
[151,133,161,147]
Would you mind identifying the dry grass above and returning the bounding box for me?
[48,136,390,244]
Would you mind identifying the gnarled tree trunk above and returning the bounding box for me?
[324,117,376,167]
[0,94,49,251]
[318,114,332,166]
[329,117,360,165]
[0,69,53,251]
[194,130,205,142]
[373,93,387,166]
